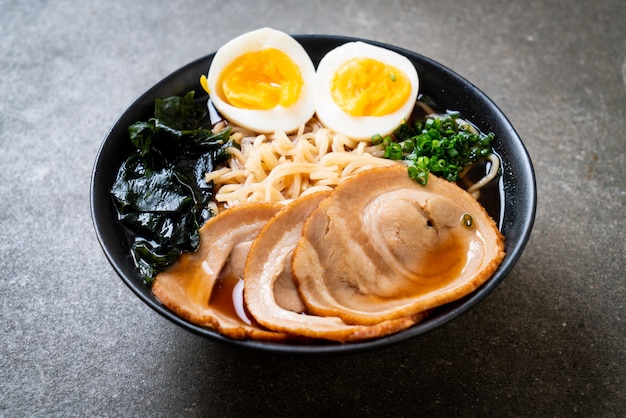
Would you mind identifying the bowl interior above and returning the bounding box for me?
[91,35,536,355]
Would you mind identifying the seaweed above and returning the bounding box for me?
[111,91,234,283]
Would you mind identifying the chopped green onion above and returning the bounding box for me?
[377,113,495,186]
[461,213,473,227]
[384,142,403,160]
[371,133,383,145]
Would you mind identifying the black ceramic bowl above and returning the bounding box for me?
[91,35,536,355]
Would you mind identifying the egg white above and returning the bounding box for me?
[315,41,419,140]
[207,28,316,134]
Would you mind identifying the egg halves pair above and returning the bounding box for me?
[205,28,419,139]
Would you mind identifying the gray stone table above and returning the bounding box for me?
[1,0,624,416]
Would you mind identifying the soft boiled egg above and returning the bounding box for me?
[206,28,316,133]
[315,41,419,139]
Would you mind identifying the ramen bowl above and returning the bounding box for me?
[91,35,536,355]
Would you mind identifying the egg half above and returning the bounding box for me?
[206,28,316,133]
[315,41,419,139]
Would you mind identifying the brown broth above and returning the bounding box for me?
[460,153,505,230]
[209,272,268,329]
[209,273,251,325]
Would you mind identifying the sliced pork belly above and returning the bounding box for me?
[244,191,422,342]
[292,164,505,325]
[152,202,288,341]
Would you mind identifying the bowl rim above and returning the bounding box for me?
[91,33,537,356]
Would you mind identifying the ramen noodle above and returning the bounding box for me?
[206,117,398,207]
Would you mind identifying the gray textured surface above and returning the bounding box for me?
[1,0,625,416]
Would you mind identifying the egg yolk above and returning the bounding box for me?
[330,58,411,117]
[217,48,303,110]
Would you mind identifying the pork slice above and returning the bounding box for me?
[292,164,505,325]
[152,202,289,341]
